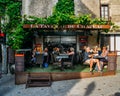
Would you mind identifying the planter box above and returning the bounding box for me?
[15,54,25,72]
[15,71,116,85]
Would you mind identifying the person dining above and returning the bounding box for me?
[93,46,98,54]
[83,46,102,72]
[52,47,60,55]
[61,47,75,70]
[100,46,108,65]
[94,46,108,71]
[42,47,49,67]
[52,47,61,62]
[67,47,75,55]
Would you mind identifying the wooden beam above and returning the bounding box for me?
[23,24,110,30]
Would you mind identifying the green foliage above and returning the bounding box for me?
[54,0,74,15]
[0,0,111,50]
[23,0,109,26]
[24,0,75,25]
[91,18,108,25]
[75,14,92,25]
[7,23,26,49]
[0,0,26,50]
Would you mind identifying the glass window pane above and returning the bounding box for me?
[101,7,104,11]
[105,11,108,15]
[105,7,108,11]
[101,5,109,20]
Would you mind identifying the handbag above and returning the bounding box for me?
[43,62,48,68]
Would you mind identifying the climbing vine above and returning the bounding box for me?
[0,0,27,49]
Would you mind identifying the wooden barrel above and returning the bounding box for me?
[15,54,24,72]
[107,51,117,71]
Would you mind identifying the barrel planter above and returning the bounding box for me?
[107,51,117,71]
[15,54,24,72]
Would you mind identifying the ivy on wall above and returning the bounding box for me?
[0,0,27,49]
[0,0,112,50]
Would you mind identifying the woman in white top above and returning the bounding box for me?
[100,46,108,65]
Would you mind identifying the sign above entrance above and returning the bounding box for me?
[23,24,110,30]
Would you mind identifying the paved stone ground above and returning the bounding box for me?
[0,56,120,96]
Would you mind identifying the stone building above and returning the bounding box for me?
[22,0,120,54]
[100,0,120,55]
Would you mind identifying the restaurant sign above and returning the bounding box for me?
[23,24,110,29]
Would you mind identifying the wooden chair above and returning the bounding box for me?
[35,54,43,67]
[62,54,75,69]
[51,54,61,69]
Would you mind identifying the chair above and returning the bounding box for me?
[62,54,75,69]
[35,54,43,67]
[101,61,108,70]
[51,54,61,69]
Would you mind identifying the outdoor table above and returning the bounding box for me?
[56,54,69,59]
[93,55,105,59]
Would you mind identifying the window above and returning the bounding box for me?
[100,5,109,20]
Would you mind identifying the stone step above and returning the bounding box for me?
[26,73,52,88]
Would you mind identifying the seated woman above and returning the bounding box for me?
[100,46,108,65]
[83,47,102,72]
[52,47,61,62]
[92,46,98,54]
[67,47,75,56]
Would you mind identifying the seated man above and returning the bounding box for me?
[83,47,102,72]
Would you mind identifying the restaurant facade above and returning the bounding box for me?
[8,0,120,85]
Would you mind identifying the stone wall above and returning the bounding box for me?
[22,0,58,17]
[74,0,100,18]
[22,0,100,18]
[88,31,99,48]
[101,0,120,26]
[22,0,120,27]
[110,4,120,24]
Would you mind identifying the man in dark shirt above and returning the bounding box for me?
[83,47,102,72]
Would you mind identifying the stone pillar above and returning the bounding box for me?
[1,44,7,73]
